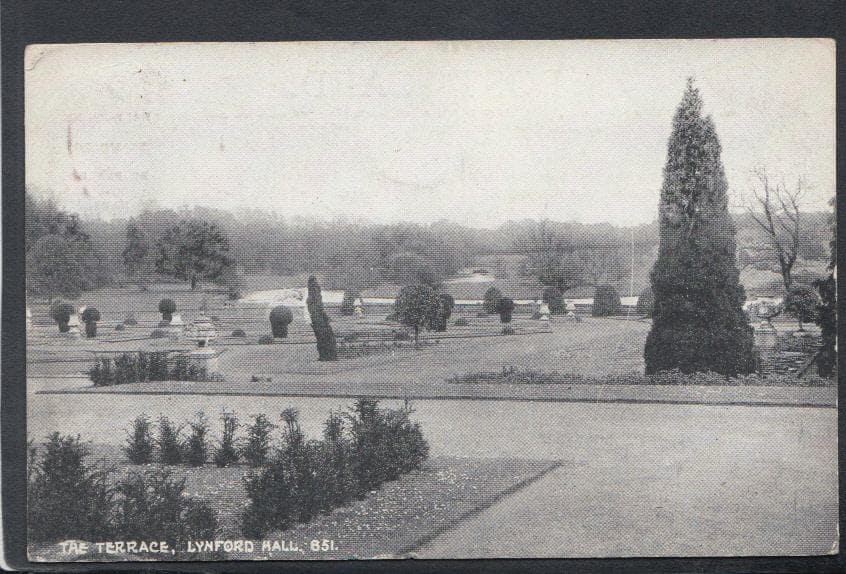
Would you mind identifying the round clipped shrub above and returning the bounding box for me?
[150,329,167,339]
[592,285,621,317]
[496,297,515,323]
[502,326,515,335]
[454,318,470,327]
[231,329,246,338]
[269,306,294,338]
[50,301,75,333]
[257,335,274,345]
[81,307,101,338]
[636,287,654,317]
[158,298,176,322]
[542,286,565,314]
[115,324,126,331]
[483,286,502,314]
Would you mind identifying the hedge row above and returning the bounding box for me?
[88,352,215,386]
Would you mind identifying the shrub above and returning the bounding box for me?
[157,415,184,465]
[340,289,360,316]
[269,305,294,338]
[28,433,115,543]
[158,298,177,322]
[543,286,564,314]
[306,276,338,361]
[50,300,75,333]
[213,410,240,467]
[644,81,756,376]
[394,285,439,343]
[88,351,206,386]
[111,468,218,545]
[89,358,115,387]
[483,286,502,314]
[185,412,210,467]
[123,316,138,326]
[814,275,836,377]
[231,328,246,337]
[496,297,515,323]
[784,285,818,331]
[393,330,411,341]
[592,285,621,317]
[123,415,154,464]
[257,334,274,345]
[151,329,167,338]
[636,287,654,317]
[502,326,515,335]
[242,414,276,467]
[454,317,470,327]
[81,307,101,338]
[115,323,126,331]
[211,315,221,323]
[430,293,455,332]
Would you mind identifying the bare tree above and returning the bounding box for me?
[743,168,807,291]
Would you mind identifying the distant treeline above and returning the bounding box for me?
[25,191,832,300]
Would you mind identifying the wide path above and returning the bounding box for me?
[27,390,837,558]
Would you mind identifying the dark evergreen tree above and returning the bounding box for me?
[483,286,502,314]
[122,218,149,285]
[307,276,338,361]
[592,285,621,317]
[644,80,756,375]
[542,286,565,314]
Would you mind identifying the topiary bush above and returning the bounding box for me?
[50,300,75,333]
[502,325,515,335]
[257,334,274,345]
[496,297,515,323]
[483,286,502,314]
[269,306,294,338]
[340,289,361,316]
[592,285,621,317]
[158,298,176,322]
[81,307,101,338]
[636,287,654,317]
[123,415,154,464]
[543,286,565,314]
[231,328,246,337]
[28,433,115,543]
[306,276,338,361]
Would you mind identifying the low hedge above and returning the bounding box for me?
[447,366,833,387]
[88,352,215,386]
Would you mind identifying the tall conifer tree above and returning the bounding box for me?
[644,79,756,375]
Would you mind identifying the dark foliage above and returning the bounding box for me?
[814,275,836,377]
[50,300,75,333]
[231,328,246,337]
[81,307,101,337]
[644,80,756,375]
[213,410,240,468]
[394,284,439,342]
[784,285,818,330]
[242,414,276,468]
[155,219,232,290]
[542,286,565,314]
[269,305,294,338]
[158,298,176,322]
[454,317,470,327]
[88,352,207,386]
[115,323,126,331]
[636,287,654,317]
[496,297,515,323]
[257,335,274,345]
[123,415,154,464]
[483,286,502,314]
[340,289,361,316]
[185,412,210,467]
[157,416,184,465]
[592,285,621,317]
[307,276,338,361]
[28,433,114,542]
[429,294,455,332]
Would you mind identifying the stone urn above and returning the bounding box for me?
[538,302,551,321]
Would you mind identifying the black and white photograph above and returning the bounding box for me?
[21,39,836,562]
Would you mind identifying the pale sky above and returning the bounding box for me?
[25,39,835,227]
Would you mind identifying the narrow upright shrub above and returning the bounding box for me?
[242,414,276,467]
[340,289,360,316]
[306,276,338,361]
[50,301,75,333]
[592,285,621,317]
[27,433,115,542]
[158,298,176,322]
[157,415,184,465]
[213,410,240,467]
[81,307,101,338]
[644,80,755,375]
[185,411,210,467]
[123,415,154,464]
[542,286,564,314]
[814,275,836,377]
[483,286,502,314]
[269,306,294,338]
[430,293,455,332]
[496,297,515,323]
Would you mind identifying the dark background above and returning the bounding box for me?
[3,1,845,572]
